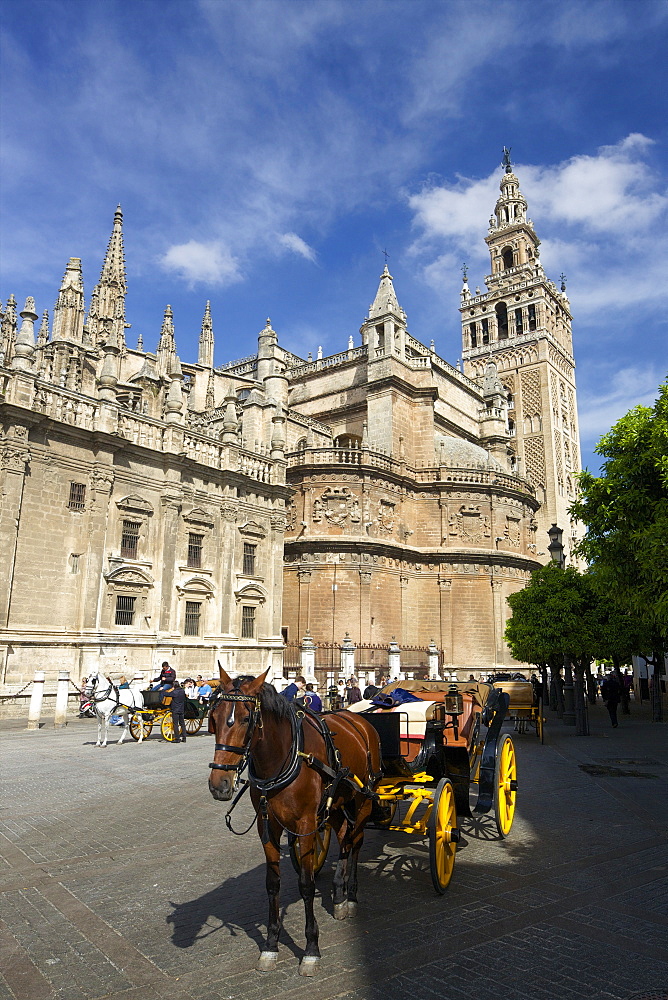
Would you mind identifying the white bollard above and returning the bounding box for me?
[53,671,70,728]
[26,671,46,730]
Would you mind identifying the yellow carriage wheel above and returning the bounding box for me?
[129,712,153,741]
[160,713,176,742]
[289,823,332,877]
[428,778,459,894]
[494,735,517,838]
[184,716,204,735]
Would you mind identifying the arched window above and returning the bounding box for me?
[295,437,307,452]
[469,323,477,348]
[496,302,508,339]
[502,247,514,270]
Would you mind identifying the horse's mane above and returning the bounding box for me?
[233,675,293,721]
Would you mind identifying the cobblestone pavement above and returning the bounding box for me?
[1,702,667,1000]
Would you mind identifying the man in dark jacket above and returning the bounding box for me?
[166,681,187,742]
[600,673,622,728]
[154,661,176,689]
[282,676,306,702]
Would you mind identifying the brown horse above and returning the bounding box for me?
[208,667,383,976]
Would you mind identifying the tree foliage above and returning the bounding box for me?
[570,381,668,631]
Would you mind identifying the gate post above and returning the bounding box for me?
[300,629,316,683]
[388,637,401,681]
[339,632,356,677]
[53,671,70,728]
[428,640,441,680]
[26,670,45,730]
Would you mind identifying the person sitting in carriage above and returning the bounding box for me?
[153,661,176,689]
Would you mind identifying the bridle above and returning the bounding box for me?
[84,674,115,705]
[209,691,262,776]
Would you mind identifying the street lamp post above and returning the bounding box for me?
[548,524,576,726]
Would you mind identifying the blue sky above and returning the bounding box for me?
[1,0,666,472]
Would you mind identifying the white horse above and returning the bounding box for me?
[83,668,146,747]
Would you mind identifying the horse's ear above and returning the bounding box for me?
[218,661,232,687]
[247,668,270,694]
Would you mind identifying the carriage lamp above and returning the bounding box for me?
[444,684,464,717]
[444,683,464,740]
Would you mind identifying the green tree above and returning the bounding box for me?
[571,381,668,721]
[505,563,600,735]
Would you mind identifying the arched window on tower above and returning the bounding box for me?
[469,323,477,348]
[502,247,514,270]
[528,304,537,331]
[496,302,508,339]
[481,318,489,344]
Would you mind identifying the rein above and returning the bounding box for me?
[211,689,378,842]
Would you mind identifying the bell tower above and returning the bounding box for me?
[461,150,582,563]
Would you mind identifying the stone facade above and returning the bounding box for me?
[0,157,581,688]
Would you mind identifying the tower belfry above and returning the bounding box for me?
[461,153,582,562]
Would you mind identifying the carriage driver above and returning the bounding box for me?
[153,661,176,689]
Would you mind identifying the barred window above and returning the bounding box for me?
[187,532,203,569]
[184,601,202,637]
[120,520,140,559]
[114,595,135,626]
[243,542,256,576]
[68,482,86,510]
[241,605,255,639]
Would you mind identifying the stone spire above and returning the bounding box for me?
[86,205,127,350]
[164,354,184,423]
[13,297,38,371]
[368,264,405,321]
[198,300,214,367]
[37,310,50,348]
[52,258,85,342]
[157,304,176,376]
[205,366,215,410]
[1,294,17,366]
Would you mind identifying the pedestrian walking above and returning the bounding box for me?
[167,681,187,742]
[600,672,622,728]
[346,676,362,705]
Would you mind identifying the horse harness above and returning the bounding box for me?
[209,687,380,842]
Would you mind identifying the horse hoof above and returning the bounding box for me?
[256,951,278,972]
[299,957,320,977]
[347,901,358,916]
[333,902,348,920]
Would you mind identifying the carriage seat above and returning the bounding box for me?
[493,680,534,710]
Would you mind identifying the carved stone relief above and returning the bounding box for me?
[447,505,491,544]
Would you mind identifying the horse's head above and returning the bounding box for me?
[208,666,269,801]
[83,669,101,698]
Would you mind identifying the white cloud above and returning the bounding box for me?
[278,232,317,263]
[577,365,662,444]
[160,241,241,287]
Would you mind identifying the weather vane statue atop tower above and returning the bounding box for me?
[502,146,513,173]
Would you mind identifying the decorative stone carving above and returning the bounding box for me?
[447,505,491,544]
[183,506,215,528]
[313,486,357,526]
[1,446,30,473]
[376,499,395,533]
[220,501,238,522]
[116,494,152,515]
[504,515,521,547]
[270,513,287,532]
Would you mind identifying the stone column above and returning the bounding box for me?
[359,568,372,644]
[300,629,316,682]
[297,567,311,639]
[491,577,505,667]
[428,640,440,680]
[26,671,45,730]
[0,438,31,630]
[53,671,70,728]
[159,496,182,631]
[339,632,356,676]
[438,577,452,668]
[82,466,114,629]
[388,637,401,681]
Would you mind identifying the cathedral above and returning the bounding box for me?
[0,157,581,689]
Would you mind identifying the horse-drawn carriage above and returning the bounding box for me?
[296,679,517,892]
[207,668,517,975]
[128,689,209,742]
[491,673,545,743]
